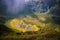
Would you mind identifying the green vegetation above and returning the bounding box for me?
[0,12,60,40]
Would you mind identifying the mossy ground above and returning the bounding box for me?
[0,13,60,40]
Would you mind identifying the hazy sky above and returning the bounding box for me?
[3,0,30,14]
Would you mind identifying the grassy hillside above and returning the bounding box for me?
[0,12,60,40]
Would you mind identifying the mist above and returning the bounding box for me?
[2,0,30,15]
